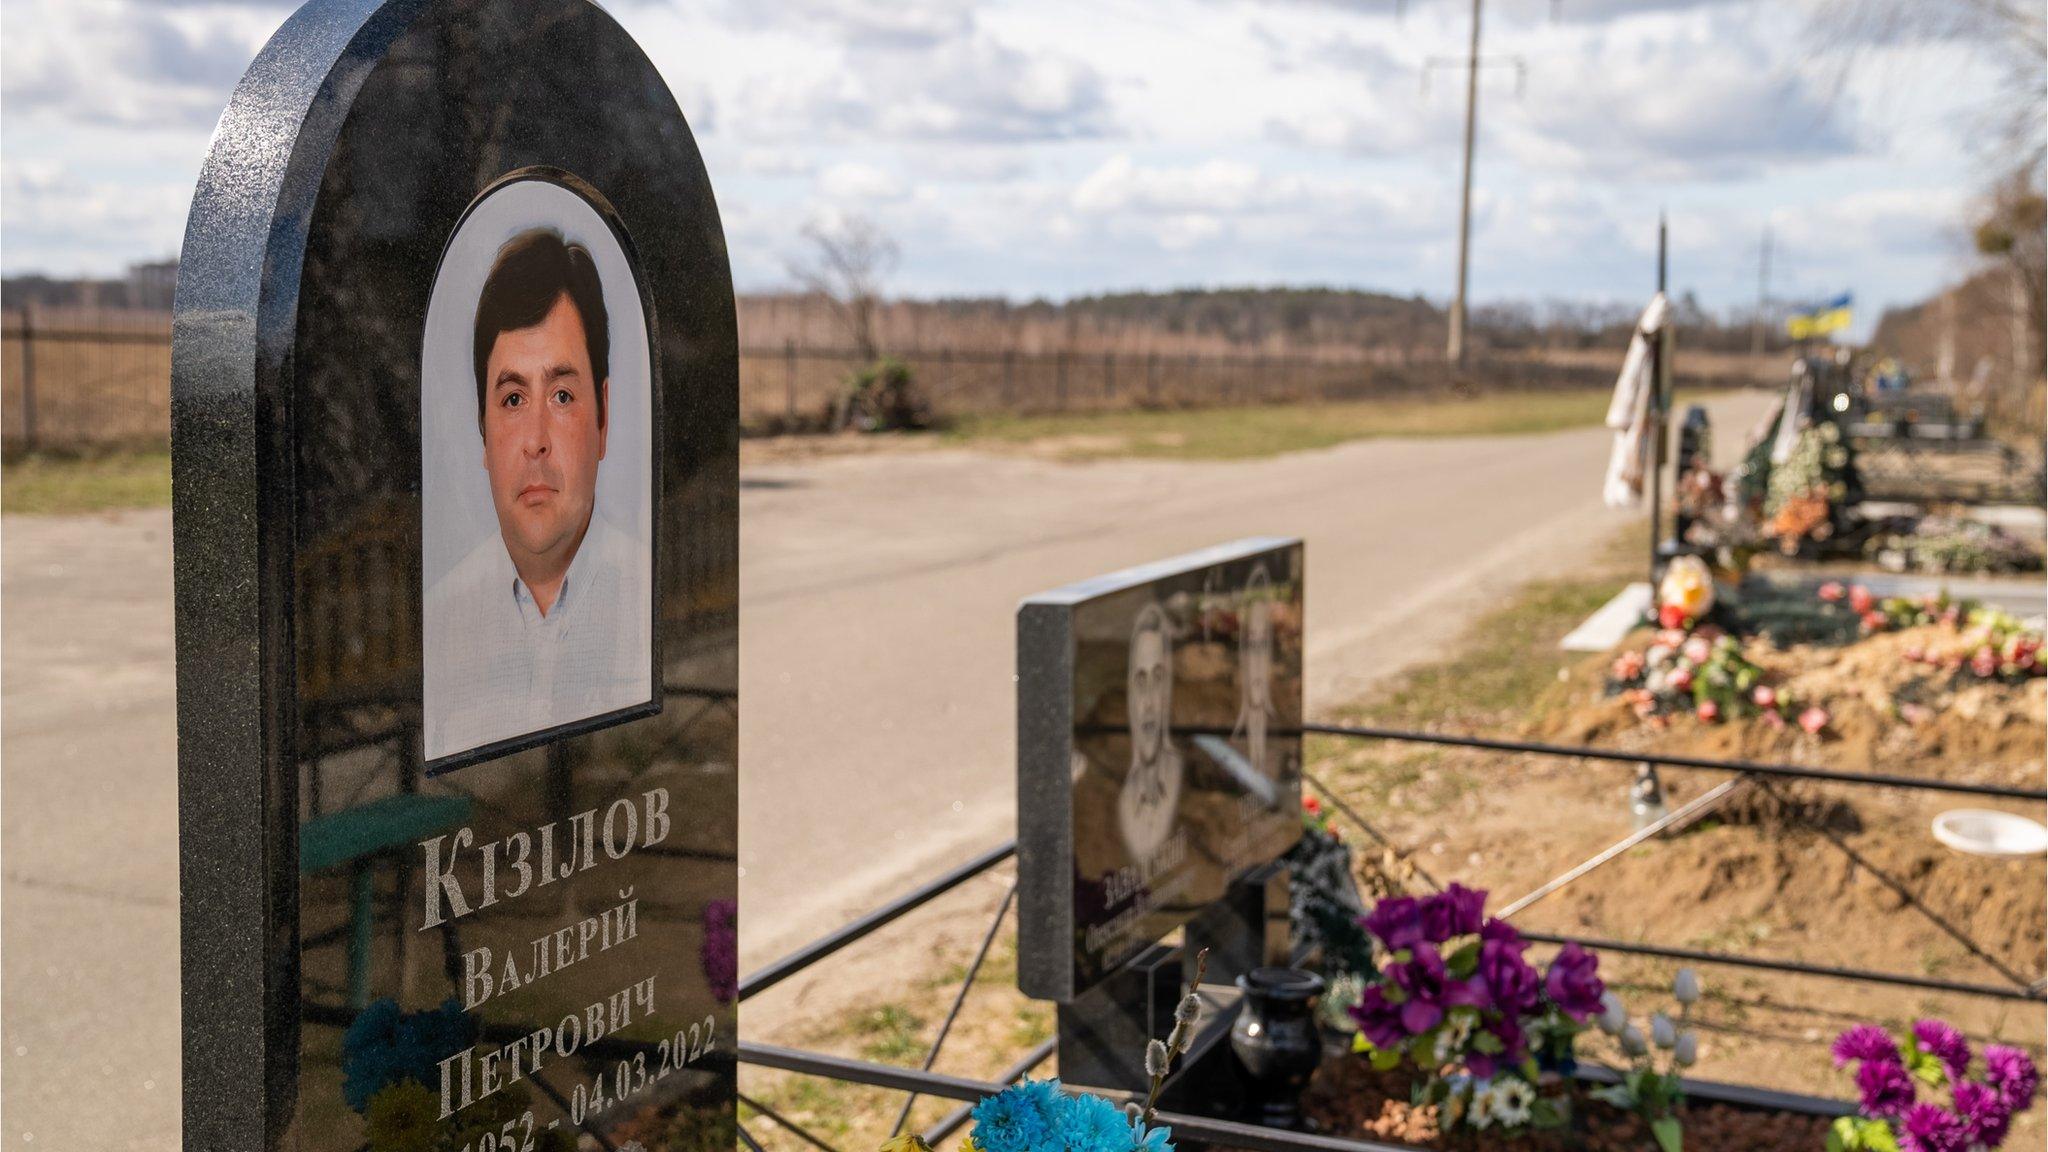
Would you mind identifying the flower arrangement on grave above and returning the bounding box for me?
[1765,421,1857,551]
[1607,625,1829,732]
[1826,1020,2040,1152]
[882,955,1206,1152]
[1867,515,2044,576]
[1586,970,1701,1152]
[1285,795,1377,982]
[1346,885,1607,1132]
[1817,585,2044,681]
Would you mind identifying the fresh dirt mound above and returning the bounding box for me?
[1534,624,2047,790]
[1302,1057,1834,1151]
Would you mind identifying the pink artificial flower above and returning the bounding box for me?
[1656,629,1689,649]
[1696,700,1720,723]
[1682,637,1713,664]
[1799,707,1829,735]
[1849,585,1875,614]
[1861,610,1888,632]
[1901,645,1925,664]
[1819,581,1846,603]
[1658,603,1689,630]
[1751,685,1776,709]
[1669,667,1695,692]
[1613,651,1646,681]
[1763,709,1787,730]
[1971,646,1999,678]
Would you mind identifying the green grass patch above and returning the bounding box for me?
[851,1003,927,1064]
[3,451,171,514]
[944,390,1728,462]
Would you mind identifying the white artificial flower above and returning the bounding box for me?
[1645,644,1676,668]
[1466,1083,1496,1130]
[1651,1013,1677,1050]
[1598,992,1627,1036]
[1623,1025,1649,1057]
[1674,1031,1698,1067]
[1491,1078,1536,1128]
[1673,968,1700,1005]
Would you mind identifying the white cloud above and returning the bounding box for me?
[820,161,909,201]
[0,0,2014,321]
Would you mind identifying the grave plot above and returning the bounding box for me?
[1299,537,2044,1150]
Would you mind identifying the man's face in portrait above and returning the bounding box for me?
[1129,620,1171,763]
[482,291,608,574]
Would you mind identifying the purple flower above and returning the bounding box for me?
[1834,1024,1902,1068]
[1912,1019,1971,1080]
[1348,984,1407,1050]
[1951,1080,2012,1148]
[1898,1103,1971,1152]
[1480,916,1527,954]
[1479,937,1542,1016]
[1466,1016,1527,1080]
[1420,883,1488,942]
[1541,942,1605,1021]
[1363,896,1426,951]
[1856,1059,1919,1119]
[1985,1044,2040,1112]
[1387,943,1451,1035]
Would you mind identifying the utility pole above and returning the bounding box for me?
[1750,225,1771,358]
[1446,0,1483,368]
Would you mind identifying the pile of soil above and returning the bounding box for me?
[1301,1057,1833,1151]
[1534,622,2046,789]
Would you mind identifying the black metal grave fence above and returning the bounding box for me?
[733,726,2046,1151]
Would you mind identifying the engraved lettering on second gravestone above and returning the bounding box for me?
[1018,539,1306,1002]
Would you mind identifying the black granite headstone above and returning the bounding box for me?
[1015,538,1305,1005]
[172,2,737,1148]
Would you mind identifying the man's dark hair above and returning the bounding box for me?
[472,228,610,429]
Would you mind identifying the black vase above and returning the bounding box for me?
[1229,967,1326,1127]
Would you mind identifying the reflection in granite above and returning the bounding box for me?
[173,1,735,1148]
[1018,540,1304,1002]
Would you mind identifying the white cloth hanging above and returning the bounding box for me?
[1770,368,1812,465]
[1602,292,1669,509]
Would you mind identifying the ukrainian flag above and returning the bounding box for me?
[1787,294,1853,339]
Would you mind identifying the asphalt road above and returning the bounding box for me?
[0,391,1769,1149]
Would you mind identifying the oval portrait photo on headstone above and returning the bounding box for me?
[421,172,659,771]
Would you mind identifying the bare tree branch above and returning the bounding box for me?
[786,216,899,362]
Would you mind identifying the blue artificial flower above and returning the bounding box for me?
[1130,1118,1176,1152]
[970,1081,1058,1152]
[1052,1092,1130,1151]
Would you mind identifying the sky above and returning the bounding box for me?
[0,0,2026,335]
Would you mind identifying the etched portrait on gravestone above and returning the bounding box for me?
[422,176,656,768]
[1117,601,1184,862]
[1234,564,1276,776]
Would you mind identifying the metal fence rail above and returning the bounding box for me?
[737,722,2042,1149]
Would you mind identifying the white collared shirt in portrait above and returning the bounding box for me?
[423,514,652,762]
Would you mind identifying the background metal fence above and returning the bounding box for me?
[1,308,1779,452]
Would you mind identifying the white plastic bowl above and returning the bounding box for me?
[1931,810,2048,859]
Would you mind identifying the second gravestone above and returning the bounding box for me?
[1017,538,1306,1090]
[172,1,739,1147]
